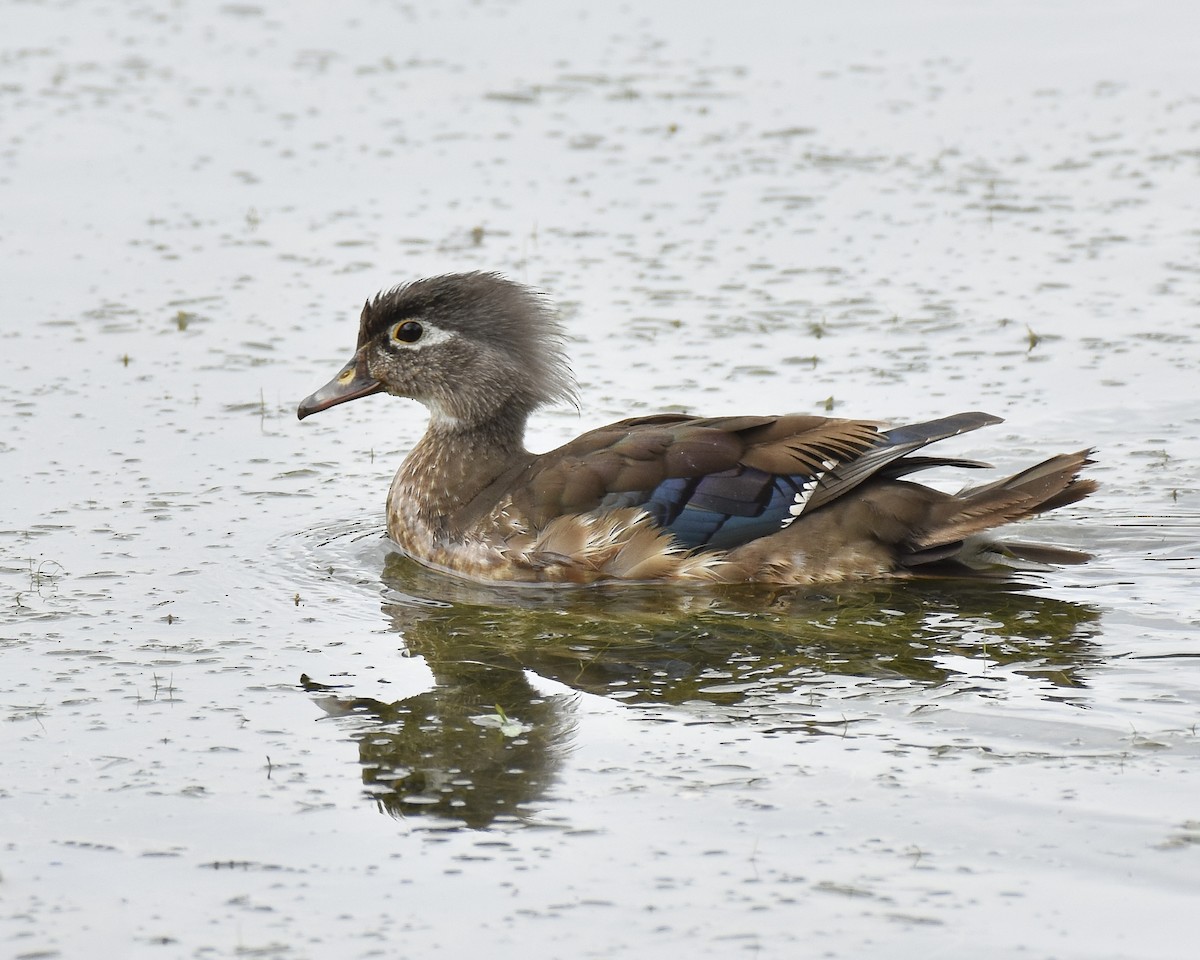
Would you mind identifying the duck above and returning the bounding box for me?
[298,272,1096,584]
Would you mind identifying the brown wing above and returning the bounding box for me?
[507,413,884,530]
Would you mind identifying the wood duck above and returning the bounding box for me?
[298,272,1096,584]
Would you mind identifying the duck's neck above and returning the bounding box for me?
[391,407,530,522]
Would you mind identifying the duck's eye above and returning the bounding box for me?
[392,320,423,343]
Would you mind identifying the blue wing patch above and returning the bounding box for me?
[642,467,822,551]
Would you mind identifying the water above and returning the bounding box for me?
[3,1,1199,957]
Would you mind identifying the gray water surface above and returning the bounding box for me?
[3,1,1199,958]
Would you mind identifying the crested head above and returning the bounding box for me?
[353,272,578,429]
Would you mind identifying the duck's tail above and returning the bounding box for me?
[901,448,1098,572]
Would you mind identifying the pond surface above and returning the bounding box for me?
[3,1,1199,957]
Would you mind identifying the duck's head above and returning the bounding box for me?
[297,272,577,428]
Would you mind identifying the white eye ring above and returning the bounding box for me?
[392,320,423,343]
[383,321,455,352]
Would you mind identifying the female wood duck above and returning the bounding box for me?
[298,272,1096,584]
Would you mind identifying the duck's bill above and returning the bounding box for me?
[297,355,384,419]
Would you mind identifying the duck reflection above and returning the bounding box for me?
[306,549,1102,827]
[303,658,572,829]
